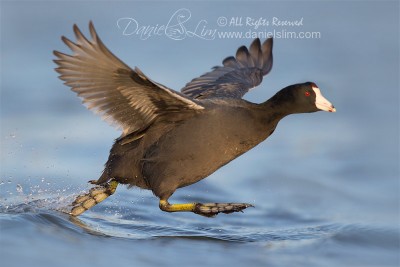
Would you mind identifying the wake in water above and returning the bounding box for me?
[0,178,340,241]
[1,176,398,258]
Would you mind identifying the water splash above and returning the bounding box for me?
[0,178,85,215]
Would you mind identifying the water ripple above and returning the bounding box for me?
[2,196,395,247]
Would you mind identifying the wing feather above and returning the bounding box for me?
[181,38,273,99]
[54,22,203,137]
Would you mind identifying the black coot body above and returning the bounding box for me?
[54,22,335,217]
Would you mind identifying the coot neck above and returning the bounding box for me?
[259,92,294,120]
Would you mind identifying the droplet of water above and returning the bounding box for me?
[16,184,23,193]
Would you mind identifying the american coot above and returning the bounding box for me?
[54,22,336,217]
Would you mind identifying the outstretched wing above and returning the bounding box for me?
[181,38,273,100]
[54,22,203,137]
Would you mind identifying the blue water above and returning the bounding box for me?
[1,1,399,267]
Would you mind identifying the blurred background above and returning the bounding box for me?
[1,1,399,267]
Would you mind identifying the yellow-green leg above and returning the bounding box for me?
[159,199,253,217]
[70,180,118,216]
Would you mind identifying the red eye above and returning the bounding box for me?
[305,91,311,97]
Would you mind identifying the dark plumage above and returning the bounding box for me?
[54,22,335,217]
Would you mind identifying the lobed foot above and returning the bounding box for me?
[193,202,254,217]
[159,200,253,217]
[69,180,118,216]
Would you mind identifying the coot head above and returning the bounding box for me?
[271,82,336,114]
